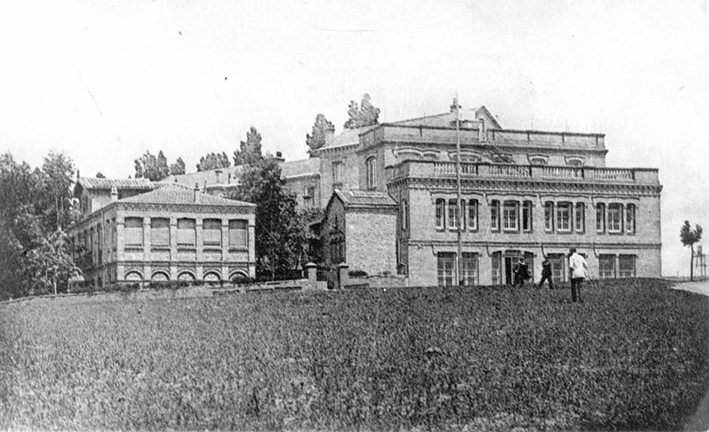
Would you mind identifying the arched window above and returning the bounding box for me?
[596,203,606,233]
[575,203,585,232]
[490,200,500,231]
[545,202,554,232]
[522,201,533,232]
[366,157,377,190]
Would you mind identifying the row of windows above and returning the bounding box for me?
[123,218,248,248]
[437,252,479,286]
[436,252,637,286]
[598,254,636,278]
[431,199,636,235]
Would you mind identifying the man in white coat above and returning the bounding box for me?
[568,248,588,303]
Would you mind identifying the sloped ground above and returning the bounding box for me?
[1,279,708,431]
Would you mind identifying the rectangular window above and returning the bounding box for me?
[468,199,478,231]
[177,218,196,247]
[125,217,143,247]
[626,204,636,234]
[522,201,532,232]
[596,203,606,233]
[150,218,169,248]
[203,219,222,247]
[437,252,455,286]
[619,255,636,278]
[491,200,500,231]
[448,199,459,230]
[303,185,315,208]
[545,202,554,232]
[503,201,518,231]
[549,254,565,283]
[228,220,248,248]
[461,253,478,286]
[401,199,408,231]
[608,204,623,233]
[557,202,572,232]
[460,200,467,230]
[575,203,585,232]
[599,255,615,279]
[332,162,343,188]
[491,252,502,285]
[436,199,445,229]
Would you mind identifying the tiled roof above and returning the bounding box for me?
[78,177,157,190]
[119,185,255,207]
[280,158,320,178]
[334,189,397,209]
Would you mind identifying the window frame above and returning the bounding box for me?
[468,199,478,231]
[556,202,572,232]
[448,199,459,230]
[522,201,533,232]
[491,200,500,232]
[575,202,585,233]
[608,203,623,234]
[177,218,196,247]
[625,204,636,234]
[502,200,519,232]
[366,156,377,190]
[545,202,554,232]
[437,252,455,286]
[435,199,445,230]
[618,254,636,278]
[596,203,606,233]
[150,218,170,249]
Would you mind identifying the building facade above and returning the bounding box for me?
[165,101,662,286]
[70,180,256,287]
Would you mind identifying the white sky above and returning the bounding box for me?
[0,0,706,277]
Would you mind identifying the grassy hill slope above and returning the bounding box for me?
[1,279,707,431]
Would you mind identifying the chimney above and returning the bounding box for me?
[228,173,231,184]
[215,169,222,184]
[450,97,461,113]
[274,151,285,163]
[194,183,200,204]
[324,125,336,145]
[110,185,118,202]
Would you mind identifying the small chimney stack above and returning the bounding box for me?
[110,185,118,202]
[324,125,336,145]
[215,169,222,184]
[194,183,200,204]
[274,151,285,163]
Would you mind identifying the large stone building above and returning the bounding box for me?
[166,101,663,286]
[70,178,256,286]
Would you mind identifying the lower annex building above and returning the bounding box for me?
[165,100,663,287]
[70,178,256,287]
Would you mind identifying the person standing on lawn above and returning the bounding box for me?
[538,256,554,290]
[568,248,588,302]
[513,257,530,288]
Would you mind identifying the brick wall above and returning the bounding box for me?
[346,209,397,275]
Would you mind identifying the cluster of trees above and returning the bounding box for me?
[0,152,79,300]
[306,93,380,152]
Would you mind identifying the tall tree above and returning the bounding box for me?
[134,150,170,181]
[0,152,79,299]
[680,220,703,281]
[170,157,186,176]
[197,152,231,172]
[228,157,305,279]
[343,93,381,129]
[306,114,335,151]
[233,127,264,166]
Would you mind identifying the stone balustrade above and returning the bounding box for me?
[389,161,659,185]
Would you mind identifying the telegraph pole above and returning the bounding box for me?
[455,97,463,285]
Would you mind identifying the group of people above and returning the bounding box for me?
[512,248,588,303]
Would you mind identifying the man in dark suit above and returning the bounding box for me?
[538,256,554,289]
[513,257,530,287]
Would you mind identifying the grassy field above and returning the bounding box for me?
[1,279,707,431]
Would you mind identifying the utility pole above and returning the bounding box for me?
[455,97,463,286]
